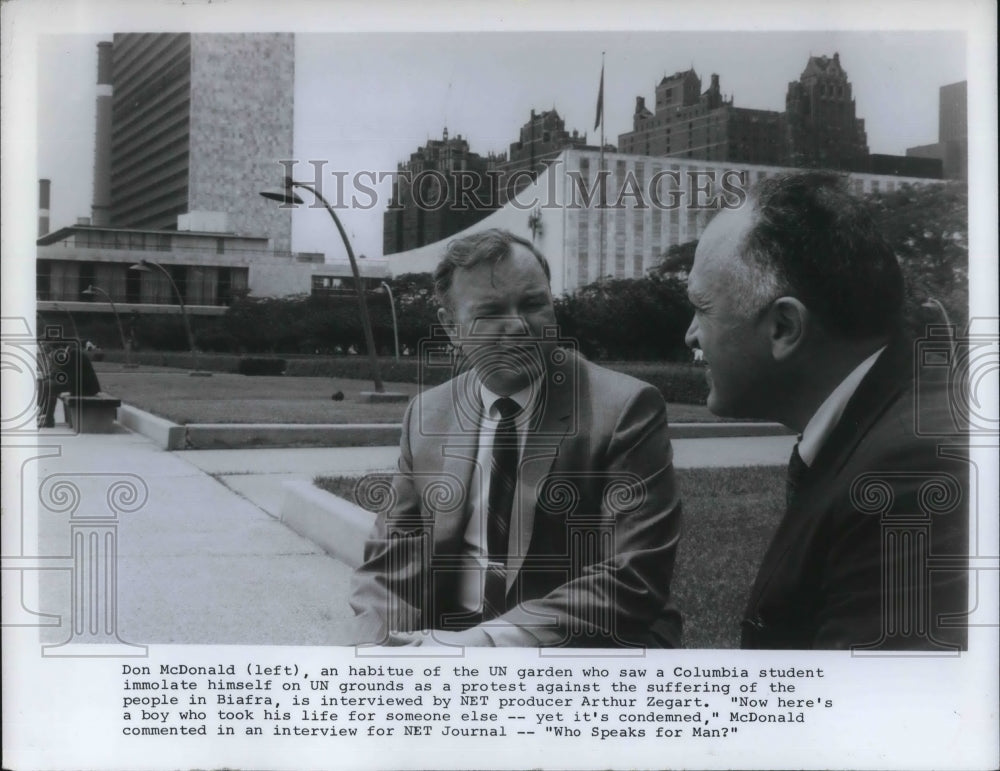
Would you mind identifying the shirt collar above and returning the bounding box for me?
[798,346,885,467]
[479,381,535,421]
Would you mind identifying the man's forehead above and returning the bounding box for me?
[693,208,752,273]
[701,207,752,254]
[453,246,546,289]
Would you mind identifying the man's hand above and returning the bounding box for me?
[383,628,494,647]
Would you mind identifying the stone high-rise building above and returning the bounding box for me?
[619,54,873,174]
[783,53,869,171]
[382,128,502,255]
[108,33,294,252]
[496,109,593,202]
[618,70,784,165]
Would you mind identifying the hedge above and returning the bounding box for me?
[237,357,287,376]
[99,349,709,405]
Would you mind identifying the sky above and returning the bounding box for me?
[36,29,967,261]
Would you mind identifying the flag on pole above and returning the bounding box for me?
[594,63,604,131]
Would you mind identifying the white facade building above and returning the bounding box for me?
[383,148,939,296]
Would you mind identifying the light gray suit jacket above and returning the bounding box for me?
[349,351,683,647]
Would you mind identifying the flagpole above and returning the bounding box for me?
[598,52,606,280]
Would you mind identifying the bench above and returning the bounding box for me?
[59,393,122,434]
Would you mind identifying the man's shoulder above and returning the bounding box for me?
[827,359,959,486]
[410,369,475,406]
[572,354,659,399]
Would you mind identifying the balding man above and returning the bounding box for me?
[685,171,968,650]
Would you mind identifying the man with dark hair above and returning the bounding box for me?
[686,171,968,650]
[350,228,683,647]
[37,341,102,428]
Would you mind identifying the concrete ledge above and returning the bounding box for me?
[117,404,186,450]
[61,393,122,434]
[280,479,375,569]
[118,408,790,451]
[359,390,411,404]
[669,422,794,439]
[184,423,402,449]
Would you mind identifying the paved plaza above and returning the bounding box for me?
[12,421,793,649]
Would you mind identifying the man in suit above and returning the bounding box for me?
[37,340,102,428]
[350,229,683,647]
[685,171,968,650]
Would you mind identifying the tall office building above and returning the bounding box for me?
[619,54,873,173]
[783,53,869,171]
[906,81,967,180]
[618,70,784,165]
[382,128,503,255]
[108,33,294,251]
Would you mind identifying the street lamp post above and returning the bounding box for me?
[129,259,207,375]
[82,284,134,367]
[922,298,955,354]
[379,281,400,361]
[51,302,81,341]
[261,178,405,401]
[922,298,954,330]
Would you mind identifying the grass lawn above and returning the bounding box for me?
[315,465,785,649]
[93,362,720,425]
[95,364,419,424]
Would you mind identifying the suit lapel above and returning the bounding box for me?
[506,354,575,590]
[425,371,482,550]
[746,335,913,611]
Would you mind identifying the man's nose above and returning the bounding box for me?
[684,316,699,349]
[496,314,530,338]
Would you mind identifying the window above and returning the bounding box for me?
[78,262,95,300]
[169,264,187,302]
[126,266,141,304]
[36,260,51,300]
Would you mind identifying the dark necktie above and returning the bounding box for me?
[483,396,522,621]
[786,441,809,512]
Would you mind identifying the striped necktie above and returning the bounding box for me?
[483,396,522,621]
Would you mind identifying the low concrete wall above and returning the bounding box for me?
[280,480,375,569]
[117,405,186,450]
[120,403,791,452]
[669,422,793,439]
[184,423,402,449]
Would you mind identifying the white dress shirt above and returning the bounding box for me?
[455,381,539,645]
[797,346,885,467]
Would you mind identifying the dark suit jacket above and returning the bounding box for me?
[742,335,969,650]
[349,351,683,647]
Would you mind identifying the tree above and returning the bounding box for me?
[555,274,693,361]
[866,181,968,331]
[388,273,440,352]
[650,239,699,278]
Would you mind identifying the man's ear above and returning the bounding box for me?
[768,296,809,361]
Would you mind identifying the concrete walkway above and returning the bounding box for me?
[17,424,793,649]
[180,435,796,519]
[27,429,357,647]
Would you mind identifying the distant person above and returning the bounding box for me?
[350,229,683,647]
[126,311,140,352]
[684,171,967,650]
[37,342,102,428]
